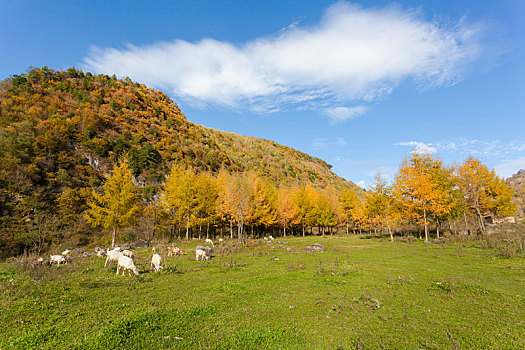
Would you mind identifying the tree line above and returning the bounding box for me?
[85,153,515,247]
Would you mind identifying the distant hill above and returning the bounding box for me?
[0,67,356,236]
[0,67,354,188]
[506,169,525,217]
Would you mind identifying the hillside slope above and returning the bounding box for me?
[0,67,356,254]
[507,169,525,217]
[0,67,351,188]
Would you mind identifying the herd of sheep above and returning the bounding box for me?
[32,235,325,276]
[35,239,220,276]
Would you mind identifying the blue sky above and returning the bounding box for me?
[1,0,524,188]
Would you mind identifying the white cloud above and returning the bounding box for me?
[312,137,347,149]
[397,141,437,154]
[83,2,483,115]
[495,157,525,179]
[434,138,525,157]
[324,106,368,123]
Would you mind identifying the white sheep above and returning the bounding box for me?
[218,238,224,243]
[122,249,134,259]
[269,235,274,241]
[95,248,107,257]
[61,249,71,256]
[195,245,212,261]
[116,255,139,276]
[105,248,123,267]
[195,249,207,261]
[205,238,214,247]
[151,253,162,272]
[50,255,66,266]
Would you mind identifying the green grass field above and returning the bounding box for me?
[1,235,524,349]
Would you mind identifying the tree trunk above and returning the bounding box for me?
[436,218,440,238]
[111,226,117,248]
[385,214,393,242]
[283,225,287,238]
[230,220,233,239]
[423,207,429,243]
[475,206,486,233]
[186,217,190,240]
[152,209,157,241]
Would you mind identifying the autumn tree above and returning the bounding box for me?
[217,170,253,241]
[160,166,198,240]
[339,187,361,234]
[429,164,461,237]
[456,157,516,232]
[366,173,399,242]
[194,172,219,239]
[250,175,278,234]
[313,190,337,235]
[85,157,141,247]
[294,185,317,236]
[394,153,453,242]
[276,187,299,237]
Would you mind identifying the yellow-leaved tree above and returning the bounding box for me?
[217,170,253,241]
[160,166,198,240]
[276,187,299,237]
[85,157,141,248]
[456,157,515,232]
[366,173,400,242]
[338,187,361,234]
[293,185,318,236]
[194,172,219,239]
[394,153,453,242]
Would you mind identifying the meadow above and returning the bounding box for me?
[1,235,524,349]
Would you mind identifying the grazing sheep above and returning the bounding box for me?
[195,248,207,261]
[105,248,123,267]
[95,248,107,257]
[218,238,224,243]
[116,255,139,276]
[32,257,47,267]
[50,254,66,266]
[205,238,214,247]
[122,249,134,259]
[195,245,212,261]
[61,249,71,256]
[167,246,183,256]
[269,235,274,241]
[151,253,162,272]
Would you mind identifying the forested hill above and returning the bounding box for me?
[0,67,354,188]
[0,68,355,245]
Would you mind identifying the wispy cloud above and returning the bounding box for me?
[83,2,484,117]
[324,106,368,123]
[396,141,437,154]
[495,157,525,178]
[312,137,347,150]
[398,138,525,158]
